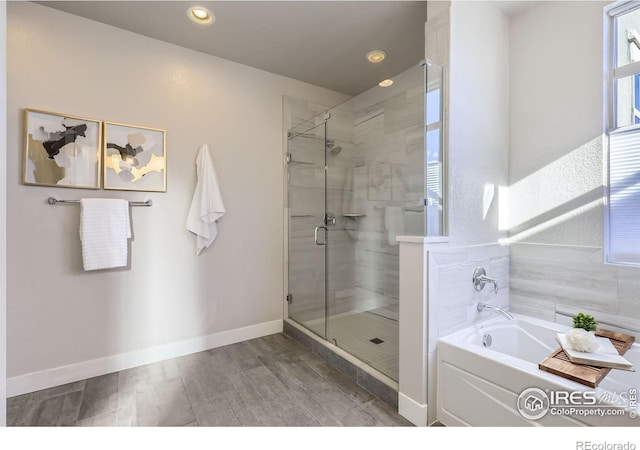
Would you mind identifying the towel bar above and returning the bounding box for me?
[47,197,152,207]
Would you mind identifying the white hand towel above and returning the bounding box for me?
[186,144,226,255]
[80,198,131,271]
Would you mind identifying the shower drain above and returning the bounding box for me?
[369,338,384,345]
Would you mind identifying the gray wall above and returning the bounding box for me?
[6,2,346,382]
[508,1,640,333]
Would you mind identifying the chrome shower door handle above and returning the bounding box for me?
[314,226,327,245]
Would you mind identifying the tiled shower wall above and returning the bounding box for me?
[287,70,426,321]
[510,243,640,337]
[351,81,425,309]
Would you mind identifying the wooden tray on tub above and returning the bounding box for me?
[538,329,635,388]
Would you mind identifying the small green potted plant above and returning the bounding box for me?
[566,312,598,352]
[572,312,598,332]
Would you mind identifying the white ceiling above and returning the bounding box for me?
[492,0,541,17]
[36,1,428,96]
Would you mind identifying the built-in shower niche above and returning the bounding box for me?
[285,62,430,384]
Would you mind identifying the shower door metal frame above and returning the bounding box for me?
[285,115,331,340]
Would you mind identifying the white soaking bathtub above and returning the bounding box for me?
[437,314,639,426]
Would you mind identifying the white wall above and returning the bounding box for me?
[508,1,640,334]
[509,1,607,246]
[447,0,509,246]
[397,1,510,426]
[6,2,347,391]
[0,0,7,426]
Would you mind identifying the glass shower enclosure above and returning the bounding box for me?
[286,62,441,381]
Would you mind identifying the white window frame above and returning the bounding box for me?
[605,0,640,266]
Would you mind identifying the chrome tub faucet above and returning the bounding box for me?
[472,267,498,294]
[477,302,514,320]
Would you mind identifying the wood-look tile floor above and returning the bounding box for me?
[6,333,412,427]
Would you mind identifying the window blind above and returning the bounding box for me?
[608,128,640,264]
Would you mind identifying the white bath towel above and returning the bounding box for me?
[186,144,226,255]
[384,206,404,245]
[80,198,131,271]
[342,166,367,217]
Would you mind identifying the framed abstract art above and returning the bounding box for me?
[23,109,102,189]
[103,122,166,192]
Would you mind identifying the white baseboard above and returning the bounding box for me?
[7,319,283,398]
[398,391,428,427]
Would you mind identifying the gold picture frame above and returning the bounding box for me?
[23,108,102,189]
[103,121,167,192]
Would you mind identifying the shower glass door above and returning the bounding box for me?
[286,62,426,382]
[287,119,328,338]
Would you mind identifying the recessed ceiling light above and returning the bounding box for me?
[187,6,215,25]
[379,79,394,87]
[366,50,387,63]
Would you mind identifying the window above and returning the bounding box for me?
[607,2,640,265]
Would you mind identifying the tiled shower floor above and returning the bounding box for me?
[304,311,399,381]
[6,333,411,427]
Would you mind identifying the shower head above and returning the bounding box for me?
[326,139,342,156]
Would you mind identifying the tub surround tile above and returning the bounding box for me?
[428,244,510,342]
[510,291,557,322]
[510,242,640,332]
[555,305,640,339]
[509,255,618,313]
[618,266,640,313]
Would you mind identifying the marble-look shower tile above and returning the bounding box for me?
[354,110,384,145]
[383,273,399,299]
[383,91,423,135]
